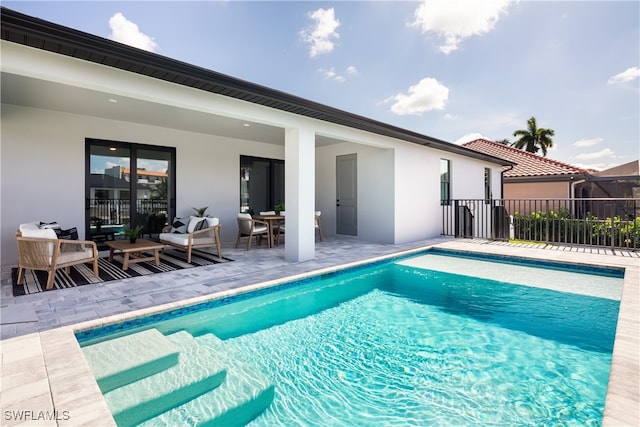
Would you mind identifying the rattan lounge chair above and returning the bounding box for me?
[16,222,99,290]
[159,216,222,262]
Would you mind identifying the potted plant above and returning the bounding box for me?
[274,203,285,215]
[193,207,208,217]
[123,224,144,243]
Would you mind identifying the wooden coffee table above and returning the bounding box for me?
[105,239,165,271]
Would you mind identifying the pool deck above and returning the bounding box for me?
[1,237,638,426]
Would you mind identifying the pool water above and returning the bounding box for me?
[78,251,622,426]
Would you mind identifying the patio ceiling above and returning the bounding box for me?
[1,72,291,146]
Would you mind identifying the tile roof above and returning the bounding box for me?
[462,138,591,178]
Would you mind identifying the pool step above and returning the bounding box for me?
[82,328,179,393]
[139,333,275,427]
[103,331,227,426]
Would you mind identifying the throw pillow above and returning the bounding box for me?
[194,217,211,231]
[171,217,188,234]
[39,221,60,230]
[55,227,79,240]
[187,216,206,233]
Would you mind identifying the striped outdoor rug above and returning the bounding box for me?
[12,249,232,296]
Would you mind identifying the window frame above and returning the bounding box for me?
[440,159,451,206]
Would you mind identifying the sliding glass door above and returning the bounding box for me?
[240,155,284,214]
[86,139,176,241]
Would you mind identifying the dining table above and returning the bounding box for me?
[251,213,284,248]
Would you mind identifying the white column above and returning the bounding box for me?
[284,126,315,262]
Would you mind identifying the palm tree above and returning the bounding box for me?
[495,138,511,145]
[511,116,555,156]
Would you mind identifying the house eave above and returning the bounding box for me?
[505,173,589,183]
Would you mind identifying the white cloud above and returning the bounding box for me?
[573,137,603,148]
[108,12,158,52]
[320,67,346,82]
[410,0,514,54]
[607,66,640,85]
[454,133,487,145]
[576,148,615,160]
[300,8,340,58]
[387,77,449,115]
[346,65,358,75]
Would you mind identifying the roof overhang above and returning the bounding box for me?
[1,7,512,166]
[505,173,590,183]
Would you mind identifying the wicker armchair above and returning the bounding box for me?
[16,222,99,290]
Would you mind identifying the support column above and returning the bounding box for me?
[284,126,315,262]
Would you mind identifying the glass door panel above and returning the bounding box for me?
[136,149,172,236]
[88,143,131,239]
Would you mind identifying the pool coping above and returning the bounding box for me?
[1,241,638,426]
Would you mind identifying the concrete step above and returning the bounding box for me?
[140,333,274,427]
[104,330,227,426]
[82,328,179,393]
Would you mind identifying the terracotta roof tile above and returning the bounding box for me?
[462,139,590,178]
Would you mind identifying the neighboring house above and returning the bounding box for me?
[1,8,512,266]
[576,160,640,220]
[463,138,640,220]
[463,138,591,201]
[576,160,640,199]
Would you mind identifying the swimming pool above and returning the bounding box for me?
[77,249,623,426]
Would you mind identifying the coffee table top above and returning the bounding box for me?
[105,239,165,252]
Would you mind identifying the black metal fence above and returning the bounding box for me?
[90,198,168,226]
[442,198,640,251]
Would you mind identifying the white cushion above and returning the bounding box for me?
[57,247,95,263]
[253,224,269,233]
[160,233,216,246]
[20,222,57,239]
[205,217,219,227]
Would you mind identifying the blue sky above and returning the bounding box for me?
[5,1,639,170]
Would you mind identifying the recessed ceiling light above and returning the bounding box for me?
[109,147,117,151]
[108,98,118,103]
[243,123,251,127]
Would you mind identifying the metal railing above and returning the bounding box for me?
[442,198,640,251]
[89,198,168,226]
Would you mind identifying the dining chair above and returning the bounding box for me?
[315,211,324,242]
[235,213,270,250]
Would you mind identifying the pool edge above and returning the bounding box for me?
[4,241,637,426]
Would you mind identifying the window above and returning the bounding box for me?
[240,155,284,214]
[440,159,451,205]
[484,167,492,203]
